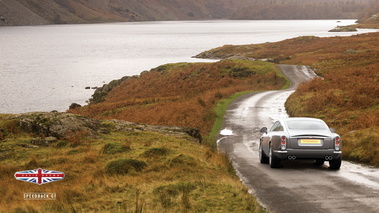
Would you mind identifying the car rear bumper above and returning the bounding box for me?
[273,149,342,160]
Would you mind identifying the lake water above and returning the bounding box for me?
[1,20,377,114]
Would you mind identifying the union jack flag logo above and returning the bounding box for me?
[14,168,65,185]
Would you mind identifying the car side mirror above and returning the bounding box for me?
[260,127,268,133]
[329,128,336,133]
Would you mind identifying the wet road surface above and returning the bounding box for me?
[218,65,379,213]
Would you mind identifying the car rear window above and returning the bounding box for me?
[286,120,327,130]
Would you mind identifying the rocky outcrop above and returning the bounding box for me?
[4,112,202,143]
[89,76,135,104]
[328,26,357,32]
[10,112,104,139]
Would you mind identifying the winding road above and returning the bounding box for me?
[218,65,379,213]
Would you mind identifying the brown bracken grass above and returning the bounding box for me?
[197,32,379,166]
[70,60,286,137]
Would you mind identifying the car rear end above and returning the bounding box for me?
[284,131,341,161]
[275,119,342,161]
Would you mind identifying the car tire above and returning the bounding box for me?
[269,144,281,168]
[259,143,269,164]
[329,156,341,170]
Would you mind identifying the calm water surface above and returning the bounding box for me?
[0,20,377,113]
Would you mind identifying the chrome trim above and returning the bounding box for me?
[333,151,342,154]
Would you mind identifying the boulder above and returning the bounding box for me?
[10,112,103,139]
[69,103,82,110]
[89,76,132,104]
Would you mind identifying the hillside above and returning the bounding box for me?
[355,3,379,27]
[230,0,377,20]
[0,0,377,26]
[69,60,287,139]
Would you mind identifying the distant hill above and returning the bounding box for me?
[356,2,379,27]
[0,0,377,26]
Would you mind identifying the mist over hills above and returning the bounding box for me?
[0,0,378,26]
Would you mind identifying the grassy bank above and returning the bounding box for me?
[0,116,265,212]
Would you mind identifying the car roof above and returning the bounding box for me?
[278,117,324,122]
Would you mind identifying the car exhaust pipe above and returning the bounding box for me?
[288,155,296,160]
[325,156,333,161]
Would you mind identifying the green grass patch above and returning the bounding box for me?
[205,61,289,149]
[206,90,258,149]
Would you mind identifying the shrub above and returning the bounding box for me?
[105,159,147,175]
[0,119,20,137]
[214,91,224,99]
[100,143,131,155]
[141,147,171,158]
[100,121,117,130]
[64,130,89,147]
[55,140,69,148]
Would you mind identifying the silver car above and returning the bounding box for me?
[259,117,342,169]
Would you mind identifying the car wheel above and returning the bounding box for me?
[329,156,341,170]
[259,143,269,164]
[269,144,281,168]
[314,159,325,166]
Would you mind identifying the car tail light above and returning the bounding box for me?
[281,136,287,150]
[334,136,341,151]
